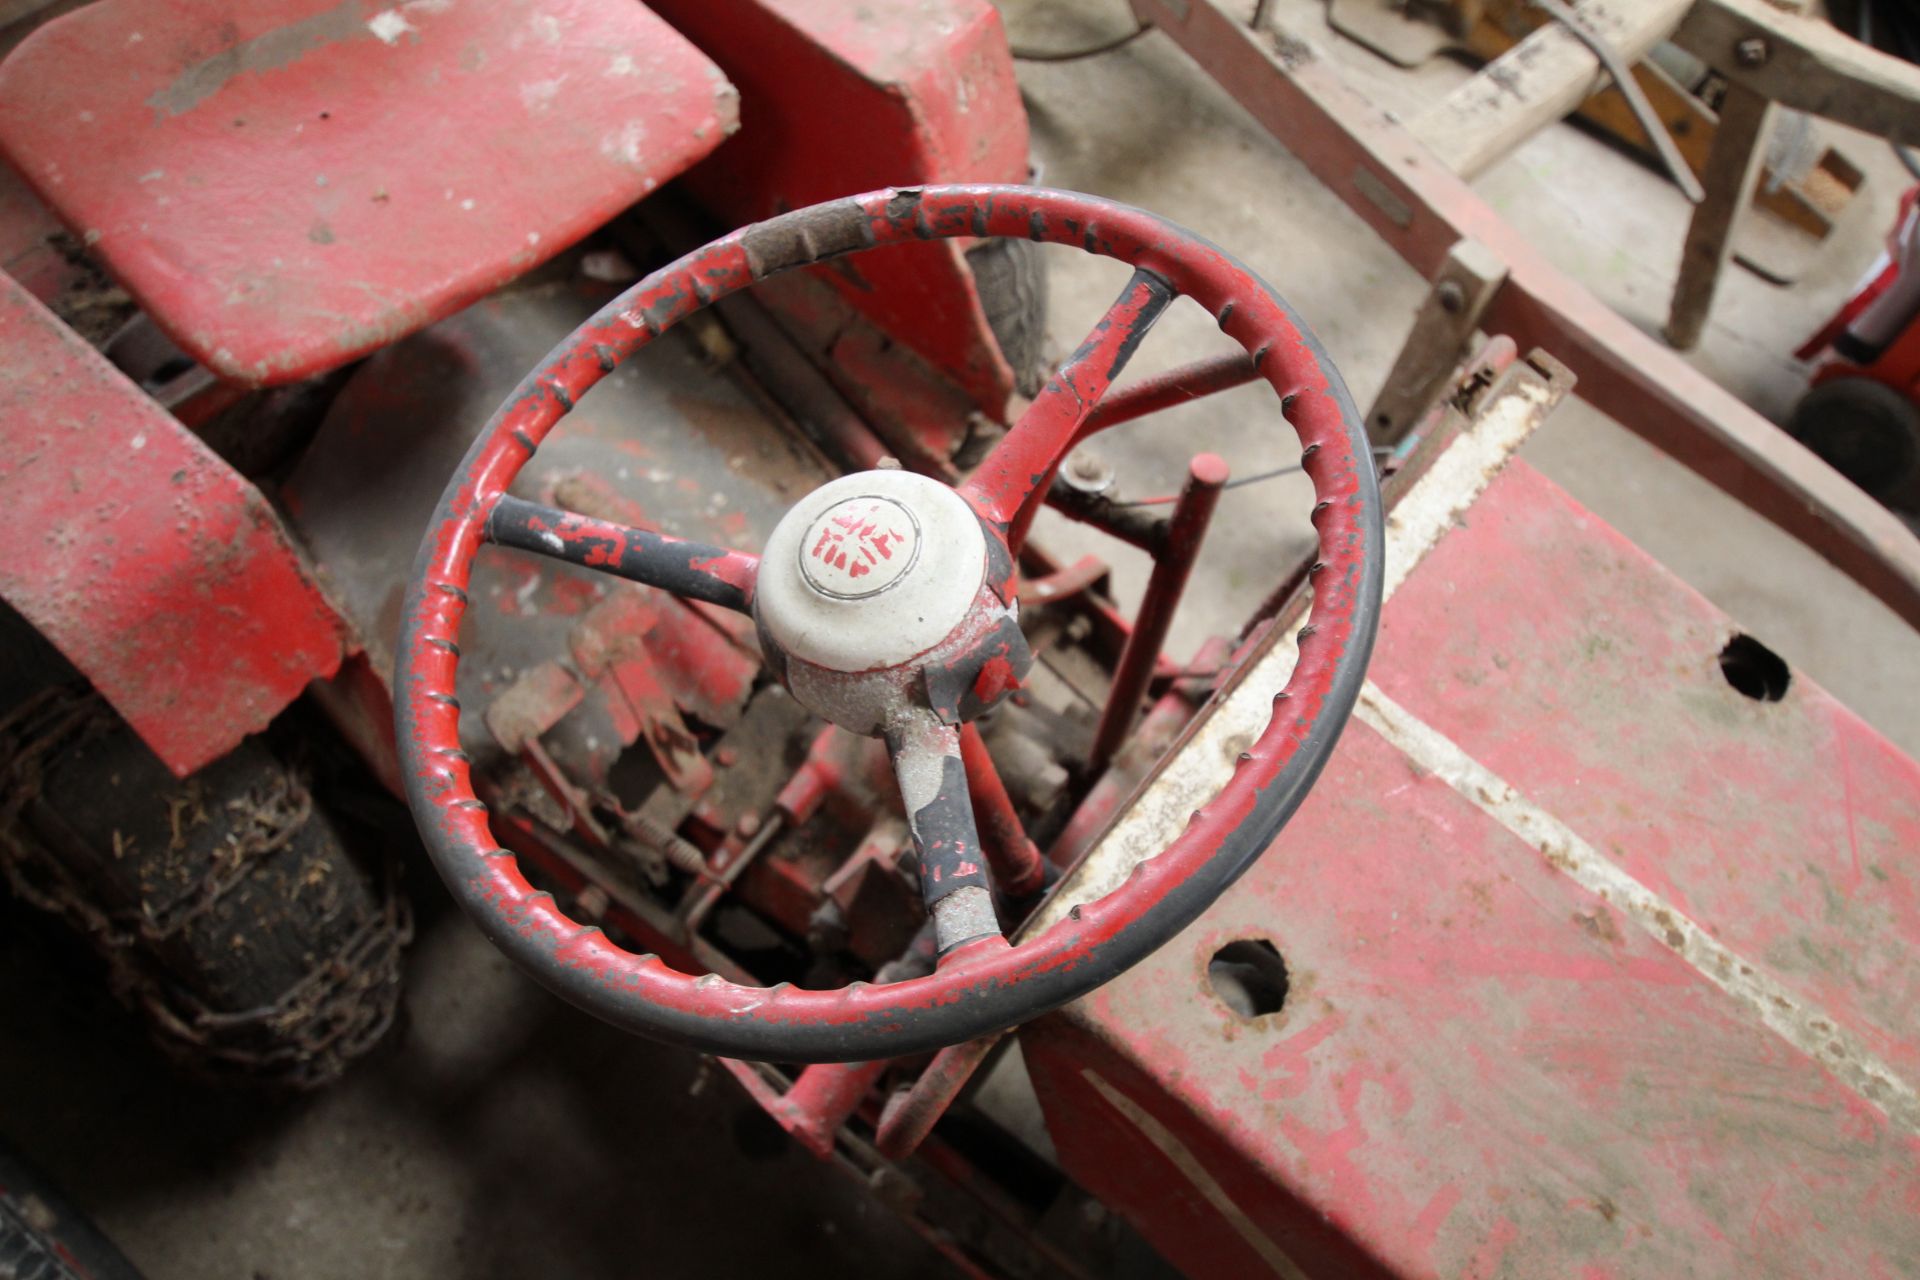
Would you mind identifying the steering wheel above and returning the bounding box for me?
[395,185,1383,1063]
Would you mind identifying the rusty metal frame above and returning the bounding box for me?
[1132,0,1920,631]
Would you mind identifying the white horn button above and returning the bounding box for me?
[800,496,922,599]
[755,469,991,676]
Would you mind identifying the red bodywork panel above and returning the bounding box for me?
[650,0,1028,417]
[0,0,737,386]
[1025,460,1920,1277]
[0,274,350,774]
[1808,310,1920,404]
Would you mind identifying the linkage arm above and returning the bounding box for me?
[486,494,759,613]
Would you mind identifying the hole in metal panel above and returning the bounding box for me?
[1718,633,1790,702]
[1207,938,1289,1018]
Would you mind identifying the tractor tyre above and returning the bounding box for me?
[967,235,1050,399]
[1786,375,1920,501]
[0,688,410,1090]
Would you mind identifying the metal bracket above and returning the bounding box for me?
[1368,239,1509,446]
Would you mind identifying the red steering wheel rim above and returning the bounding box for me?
[394,185,1383,1062]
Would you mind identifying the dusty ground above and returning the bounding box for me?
[4,2,1918,1276]
[1012,0,1920,756]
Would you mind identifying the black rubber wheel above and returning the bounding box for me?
[966,235,1050,398]
[0,1139,146,1280]
[0,689,410,1089]
[1786,376,1920,500]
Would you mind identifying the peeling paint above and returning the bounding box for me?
[1029,360,1546,934]
[1357,679,1920,1133]
[367,9,415,44]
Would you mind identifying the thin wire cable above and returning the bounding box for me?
[1010,23,1152,62]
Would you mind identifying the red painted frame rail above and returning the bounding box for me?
[1133,0,1920,632]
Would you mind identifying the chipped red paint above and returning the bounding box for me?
[569,592,718,797]
[1026,461,1920,1277]
[1088,453,1228,777]
[0,274,350,777]
[958,723,1047,900]
[0,0,738,387]
[393,185,1382,1061]
[486,494,758,613]
[970,655,1016,704]
[647,0,1029,418]
[918,595,1033,727]
[963,269,1174,551]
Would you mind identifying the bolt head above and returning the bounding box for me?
[1060,449,1115,494]
[1436,280,1467,314]
[1735,36,1769,66]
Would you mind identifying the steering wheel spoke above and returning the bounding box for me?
[886,710,1003,954]
[395,185,1383,1062]
[962,267,1174,550]
[485,493,758,614]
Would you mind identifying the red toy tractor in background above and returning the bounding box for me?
[1792,185,1920,522]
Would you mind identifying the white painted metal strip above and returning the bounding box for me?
[1028,371,1554,933]
[1355,679,1920,1133]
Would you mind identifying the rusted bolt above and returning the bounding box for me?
[736,812,761,839]
[1436,280,1467,314]
[714,746,738,767]
[1061,449,1115,494]
[1735,36,1769,66]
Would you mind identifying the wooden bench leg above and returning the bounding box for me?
[1665,82,1775,350]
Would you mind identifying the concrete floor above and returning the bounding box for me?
[1014,0,1920,758]
[6,3,1920,1277]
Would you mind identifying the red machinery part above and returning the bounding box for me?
[1086,454,1229,777]
[957,722,1047,901]
[0,274,350,776]
[649,0,1030,417]
[392,184,1385,1062]
[1024,456,1920,1276]
[0,0,739,387]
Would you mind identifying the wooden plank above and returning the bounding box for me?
[1665,82,1774,350]
[1131,0,1920,633]
[1467,22,1853,250]
[1460,14,1718,177]
[1411,0,1692,177]
[1675,0,1920,140]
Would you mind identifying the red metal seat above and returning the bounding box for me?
[0,0,737,386]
